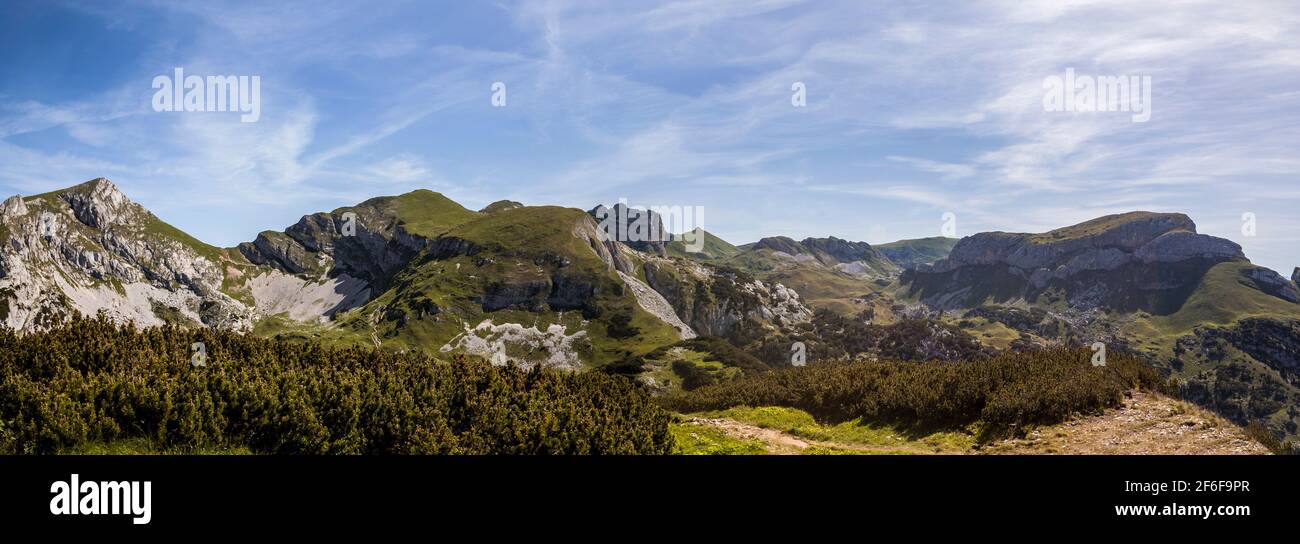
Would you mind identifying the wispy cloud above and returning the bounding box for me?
[2,0,1298,273]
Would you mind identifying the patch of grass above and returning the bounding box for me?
[952,316,1022,350]
[142,214,226,264]
[876,237,959,268]
[670,422,766,455]
[1026,211,1188,244]
[1149,261,1300,335]
[666,228,741,261]
[698,406,975,452]
[385,189,481,238]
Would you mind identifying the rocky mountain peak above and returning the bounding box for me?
[1,194,27,218]
[798,236,881,264]
[480,200,524,213]
[751,236,802,255]
[587,202,671,255]
[904,211,1255,312]
[0,178,256,333]
[934,211,1240,274]
[58,177,136,229]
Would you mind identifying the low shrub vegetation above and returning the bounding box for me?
[662,347,1169,439]
[0,316,673,454]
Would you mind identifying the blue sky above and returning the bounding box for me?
[2,0,1299,273]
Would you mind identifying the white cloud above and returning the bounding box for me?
[365,154,433,183]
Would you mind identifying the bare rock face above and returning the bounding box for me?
[0,178,254,333]
[903,212,1255,312]
[641,258,810,340]
[751,236,804,256]
[1292,267,1299,285]
[1134,230,1243,263]
[573,216,634,274]
[60,178,132,229]
[238,205,429,293]
[799,236,888,266]
[751,235,898,279]
[1,194,27,218]
[587,203,671,256]
[1241,266,1300,303]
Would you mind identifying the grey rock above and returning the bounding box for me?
[59,178,131,229]
[1134,231,1243,263]
[1241,266,1300,303]
[904,212,1251,312]
[0,195,27,218]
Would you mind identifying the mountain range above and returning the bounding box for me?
[3,178,1299,441]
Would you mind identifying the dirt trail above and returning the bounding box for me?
[686,392,1269,455]
[985,392,1268,455]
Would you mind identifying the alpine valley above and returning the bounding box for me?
[3,178,1299,446]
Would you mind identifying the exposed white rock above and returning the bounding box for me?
[743,279,813,325]
[0,195,27,218]
[0,179,255,333]
[247,271,371,322]
[439,319,589,370]
[618,270,696,339]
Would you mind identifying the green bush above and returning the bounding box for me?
[661,347,1168,437]
[0,316,673,454]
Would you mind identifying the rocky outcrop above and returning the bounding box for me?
[903,212,1256,312]
[799,236,886,265]
[59,178,132,229]
[751,236,805,256]
[641,258,810,340]
[588,202,671,256]
[1240,266,1300,303]
[1,194,28,218]
[480,200,524,213]
[239,206,429,293]
[1134,230,1243,263]
[1175,317,1300,440]
[439,319,589,370]
[573,216,634,274]
[751,235,898,279]
[618,271,696,339]
[0,178,253,333]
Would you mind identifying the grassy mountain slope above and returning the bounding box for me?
[725,241,895,315]
[316,205,683,365]
[876,236,958,268]
[665,228,741,261]
[1145,261,1300,336]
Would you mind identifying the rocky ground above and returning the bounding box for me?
[985,392,1267,455]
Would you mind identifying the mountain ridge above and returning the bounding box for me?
[5,178,1300,444]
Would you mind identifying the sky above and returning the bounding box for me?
[1,0,1299,273]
